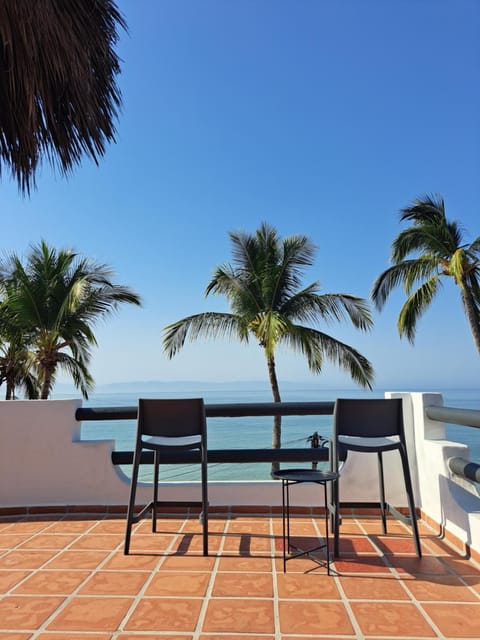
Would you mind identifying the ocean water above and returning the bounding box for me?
[71,386,480,482]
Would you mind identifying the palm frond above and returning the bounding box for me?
[0,0,126,193]
[397,277,440,342]
[283,290,372,329]
[399,194,446,225]
[55,351,94,399]
[272,234,316,306]
[468,236,480,255]
[206,264,262,315]
[395,195,465,260]
[225,223,317,310]
[392,221,463,263]
[281,325,374,389]
[317,294,373,330]
[372,258,439,309]
[276,284,320,319]
[229,227,270,277]
[392,227,438,262]
[163,312,246,359]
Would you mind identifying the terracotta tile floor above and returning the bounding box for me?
[0,510,479,639]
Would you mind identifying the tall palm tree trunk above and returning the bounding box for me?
[6,380,14,400]
[266,353,282,475]
[460,279,480,355]
[40,364,55,399]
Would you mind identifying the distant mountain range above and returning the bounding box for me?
[51,379,478,399]
[54,378,339,394]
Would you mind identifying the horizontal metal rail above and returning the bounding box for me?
[425,404,480,485]
[77,400,480,484]
[75,401,335,469]
[111,447,329,466]
[75,401,335,422]
[425,405,480,428]
[448,457,480,484]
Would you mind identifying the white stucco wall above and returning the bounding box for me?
[390,392,480,554]
[0,400,129,506]
[0,398,398,509]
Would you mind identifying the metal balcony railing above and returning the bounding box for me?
[425,405,480,484]
[75,401,480,482]
[75,401,335,467]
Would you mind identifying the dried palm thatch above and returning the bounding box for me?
[0,0,126,193]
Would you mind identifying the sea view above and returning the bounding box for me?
[62,384,480,482]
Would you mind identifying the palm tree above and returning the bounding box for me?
[0,0,126,193]
[371,194,480,353]
[0,241,141,399]
[163,223,374,467]
[0,288,38,399]
[0,340,38,400]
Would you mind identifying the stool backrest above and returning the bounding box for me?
[333,398,404,439]
[138,398,207,441]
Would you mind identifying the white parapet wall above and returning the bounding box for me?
[0,395,478,558]
[0,398,406,509]
[0,400,131,507]
[390,391,480,556]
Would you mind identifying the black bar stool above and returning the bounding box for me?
[124,398,208,555]
[330,398,421,558]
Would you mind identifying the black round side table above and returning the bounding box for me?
[272,468,339,574]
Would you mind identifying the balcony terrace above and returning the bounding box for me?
[1,391,479,637]
[1,506,480,639]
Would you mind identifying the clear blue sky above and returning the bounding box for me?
[2,0,480,391]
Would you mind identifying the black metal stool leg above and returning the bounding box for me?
[323,482,331,575]
[399,445,422,557]
[332,476,340,557]
[284,479,291,572]
[124,443,142,555]
[152,450,159,533]
[281,479,287,572]
[377,452,387,534]
[201,453,209,556]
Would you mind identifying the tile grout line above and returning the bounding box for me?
[15,514,126,639]
[310,507,334,575]
[115,512,190,634]
[0,517,68,560]
[29,512,162,637]
[356,516,449,638]
[1,512,479,639]
[270,513,282,640]
[192,513,228,640]
[332,516,368,640]
[368,536,450,638]
[403,563,480,638]
[1,515,103,598]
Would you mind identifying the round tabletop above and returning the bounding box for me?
[272,468,339,483]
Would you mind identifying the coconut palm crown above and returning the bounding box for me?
[0,335,38,400]
[163,223,374,456]
[371,194,480,353]
[0,280,38,399]
[0,0,126,194]
[0,241,141,399]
